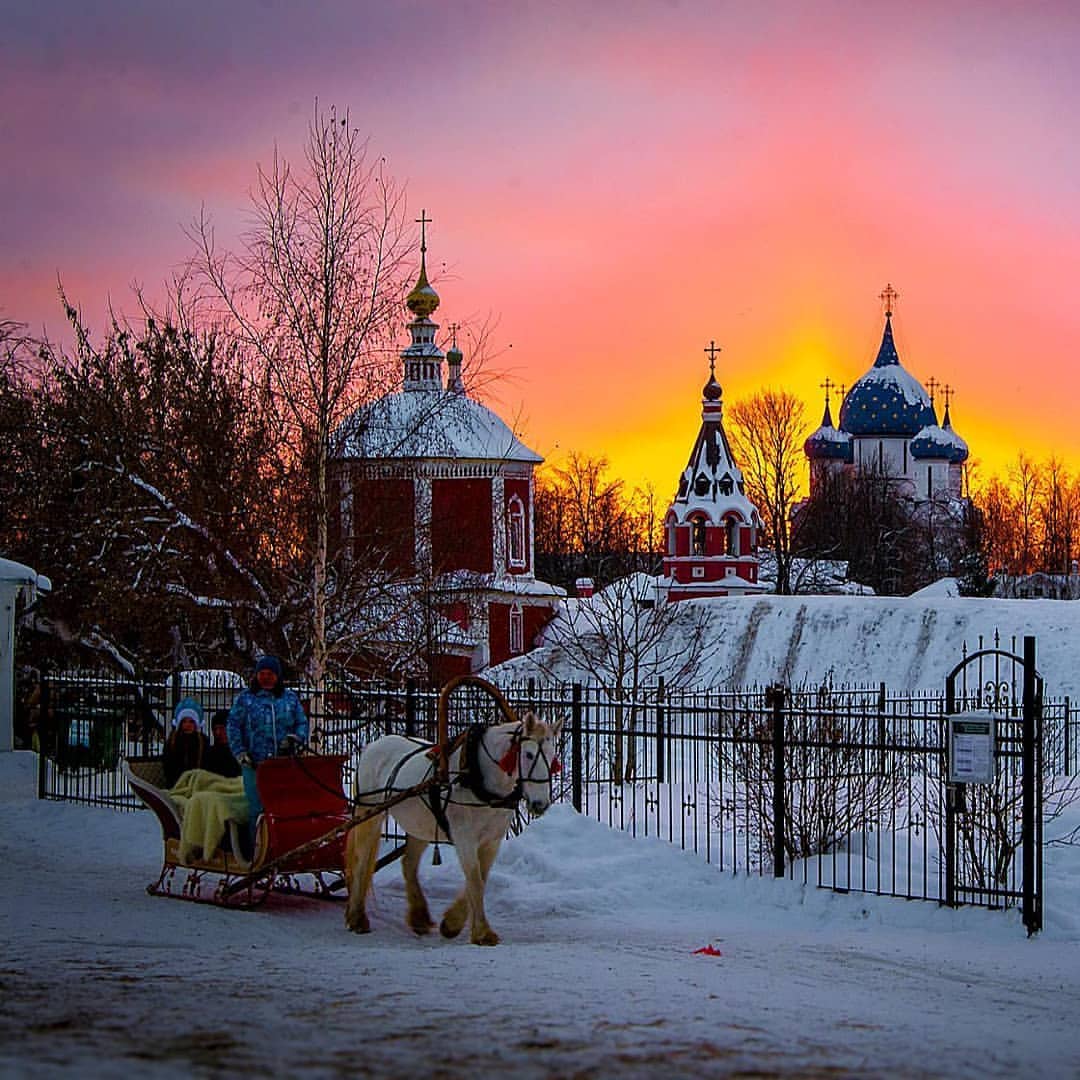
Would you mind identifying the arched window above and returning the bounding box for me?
[509,604,524,654]
[691,516,707,555]
[725,518,738,556]
[507,496,526,567]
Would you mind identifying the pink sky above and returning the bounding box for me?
[4,1,1079,495]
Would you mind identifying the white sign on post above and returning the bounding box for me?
[948,712,996,784]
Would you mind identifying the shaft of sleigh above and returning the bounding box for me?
[218,777,440,898]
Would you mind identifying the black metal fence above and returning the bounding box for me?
[32,659,1079,918]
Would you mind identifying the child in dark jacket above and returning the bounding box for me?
[163,698,209,787]
[202,711,241,778]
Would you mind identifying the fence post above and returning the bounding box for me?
[769,684,786,879]
[405,679,417,738]
[656,677,666,785]
[571,682,583,812]
[1022,635,1039,935]
[37,677,49,800]
[877,682,887,776]
[1065,696,1072,776]
[170,669,181,718]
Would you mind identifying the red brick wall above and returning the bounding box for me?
[488,602,510,667]
[432,478,493,573]
[351,475,416,574]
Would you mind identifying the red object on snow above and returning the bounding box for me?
[692,945,723,956]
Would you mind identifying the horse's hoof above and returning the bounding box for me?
[409,918,435,936]
[439,918,463,939]
[345,914,371,934]
[471,930,500,946]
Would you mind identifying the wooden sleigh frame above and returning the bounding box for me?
[123,755,355,908]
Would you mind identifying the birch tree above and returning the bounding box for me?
[192,104,410,683]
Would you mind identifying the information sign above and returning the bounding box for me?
[947,712,996,784]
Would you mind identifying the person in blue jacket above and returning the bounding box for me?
[227,655,309,849]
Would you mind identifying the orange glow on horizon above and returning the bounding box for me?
[5,3,1079,504]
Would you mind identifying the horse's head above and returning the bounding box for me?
[506,711,564,817]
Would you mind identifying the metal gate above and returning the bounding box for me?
[944,635,1042,934]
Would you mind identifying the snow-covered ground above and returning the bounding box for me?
[3,750,1080,1078]
[498,591,1080,698]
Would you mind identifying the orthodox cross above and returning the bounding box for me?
[447,321,460,349]
[925,376,939,406]
[879,282,899,316]
[820,376,835,407]
[838,382,847,401]
[943,384,954,410]
[704,339,721,378]
[416,209,431,253]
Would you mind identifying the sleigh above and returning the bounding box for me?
[123,754,353,908]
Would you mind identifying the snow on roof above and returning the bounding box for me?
[0,557,51,592]
[438,570,566,599]
[337,389,542,464]
[177,669,246,690]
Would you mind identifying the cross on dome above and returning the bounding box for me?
[879,283,899,317]
[704,339,721,378]
[416,209,431,253]
[926,376,939,407]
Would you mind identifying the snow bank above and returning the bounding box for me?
[501,592,1080,697]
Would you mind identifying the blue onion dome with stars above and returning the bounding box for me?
[911,400,969,464]
[804,400,853,462]
[838,314,936,438]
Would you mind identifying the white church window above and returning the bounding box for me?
[509,604,524,654]
[507,496,526,567]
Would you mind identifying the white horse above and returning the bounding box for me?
[344,712,563,945]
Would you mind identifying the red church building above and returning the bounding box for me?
[331,216,563,679]
[662,343,765,601]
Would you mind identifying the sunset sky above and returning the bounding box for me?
[4,1,1079,497]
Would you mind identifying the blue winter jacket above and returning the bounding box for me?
[226,685,309,765]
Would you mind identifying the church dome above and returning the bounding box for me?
[335,390,542,464]
[839,315,935,438]
[910,422,953,461]
[406,262,440,319]
[804,402,853,462]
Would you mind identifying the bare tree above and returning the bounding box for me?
[525,575,716,781]
[727,390,806,594]
[534,453,662,592]
[191,103,411,683]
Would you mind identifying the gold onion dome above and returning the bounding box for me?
[406,257,440,318]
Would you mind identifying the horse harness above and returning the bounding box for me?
[380,723,559,844]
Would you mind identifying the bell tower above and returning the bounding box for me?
[662,341,764,601]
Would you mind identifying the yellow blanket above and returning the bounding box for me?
[169,769,249,862]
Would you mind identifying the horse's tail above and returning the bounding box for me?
[435,676,518,782]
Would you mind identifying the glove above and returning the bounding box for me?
[237,751,253,769]
[277,734,304,757]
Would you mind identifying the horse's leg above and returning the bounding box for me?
[478,835,502,883]
[402,834,435,934]
[439,885,468,939]
[454,840,500,947]
[344,811,383,934]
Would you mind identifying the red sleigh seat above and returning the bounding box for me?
[254,755,350,873]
